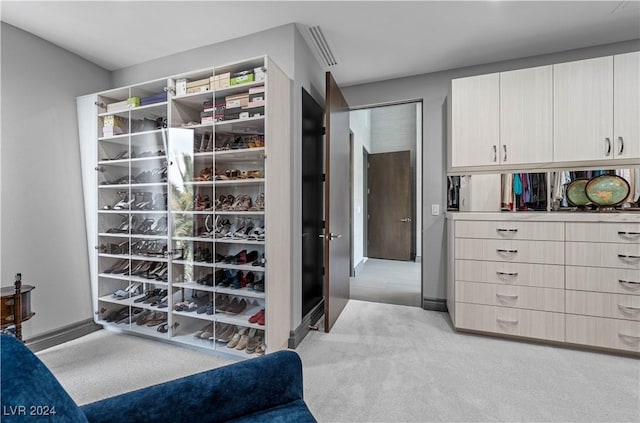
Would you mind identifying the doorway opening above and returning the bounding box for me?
[349,101,422,307]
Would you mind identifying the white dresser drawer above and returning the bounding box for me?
[455,238,564,264]
[566,290,640,321]
[566,266,640,296]
[566,314,640,353]
[566,222,640,244]
[455,220,564,241]
[566,242,640,269]
[455,302,564,341]
[455,259,564,288]
[456,281,564,312]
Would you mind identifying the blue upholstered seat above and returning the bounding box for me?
[0,334,316,423]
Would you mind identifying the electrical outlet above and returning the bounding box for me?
[431,204,440,216]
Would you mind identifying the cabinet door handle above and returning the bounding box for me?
[496,229,518,233]
[497,271,518,277]
[496,318,518,325]
[496,293,518,300]
[618,231,640,240]
[497,249,518,254]
[492,145,497,162]
[503,145,507,162]
[605,137,612,156]
[618,136,624,155]
[618,304,640,312]
[618,254,640,262]
[619,280,640,289]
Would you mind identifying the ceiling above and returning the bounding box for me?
[1,1,639,87]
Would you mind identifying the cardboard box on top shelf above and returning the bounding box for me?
[176,78,187,96]
[215,72,231,89]
[127,97,141,108]
[106,100,129,113]
[230,70,254,86]
[254,67,266,82]
[225,93,249,109]
[186,78,211,94]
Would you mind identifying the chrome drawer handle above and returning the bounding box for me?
[496,229,518,233]
[619,280,640,289]
[496,293,518,299]
[618,254,640,262]
[497,271,518,277]
[496,318,518,325]
[497,249,518,254]
[618,304,640,312]
[618,231,640,240]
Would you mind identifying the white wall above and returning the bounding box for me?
[1,23,111,338]
[342,39,640,302]
[350,109,370,269]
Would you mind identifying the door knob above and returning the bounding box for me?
[400,218,412,222]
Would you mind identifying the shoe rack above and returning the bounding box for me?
[88,56,292,359]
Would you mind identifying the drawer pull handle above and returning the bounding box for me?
[497,249,518,254]
[618,333,640,342]
[497,271,518,277]
[618,254,640,262]
[496,293,518,300]
[617,231,640,239]
[617,304,640,312]
[496,318,518,325]
[619,280,640,289]
[496,229,518,233]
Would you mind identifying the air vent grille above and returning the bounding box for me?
[308,26,338,67]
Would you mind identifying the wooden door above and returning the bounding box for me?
[324,72,350,333]
[500,65,553,165]
[553,56,614,162]
[614,51,640,160]
[367,151,412,260]
[451,73,499,167]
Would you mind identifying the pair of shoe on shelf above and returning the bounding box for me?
[134,309,167,327]
[215,295,247,315]
[214,169,264,181]
[111,282,142,300]
[228,327,265,354]
[219,249,259,266]
[248,309,266,326]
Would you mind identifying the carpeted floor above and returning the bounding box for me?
[36,300,639,422]
[350,258,422,307]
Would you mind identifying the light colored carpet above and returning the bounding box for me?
[36,330,233,405]
[350,258,421,307]
[297,300,640,423]
[35,301,639,422]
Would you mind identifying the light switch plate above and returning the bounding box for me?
[431,204,440,216]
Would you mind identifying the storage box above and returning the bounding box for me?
[106,100,129,113]
[186,78,211,94]
[140,92,167,106]
[254,67,266,82]
[217,72,231,89]
[246,100,265,108]
[176,78,187,96]
[225,93,249,109]
[224,107,242,121]
[127,97,140,108]
[239,111,250,120]
[103,115,128,128]
[230,71,254,86]
[201,111,214,125]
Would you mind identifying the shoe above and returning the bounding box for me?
[227,327,246,348]
[246,331,263,354]
[217,324,236,343]
[226,298,247,315]
[215,295,231,313]
[249,309,265,324]
[236,328,255,351]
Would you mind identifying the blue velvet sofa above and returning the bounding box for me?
[0,334,316,422]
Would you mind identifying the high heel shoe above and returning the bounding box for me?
[148,216,167,235]
[104,191,128,210]
[107,215,137,233]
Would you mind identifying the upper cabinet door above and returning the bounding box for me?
[614,51,640,160]
[500,65,553,165]
[451,73,499,167]
[553,56,614,163]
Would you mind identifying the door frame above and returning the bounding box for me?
[349,99,424,301]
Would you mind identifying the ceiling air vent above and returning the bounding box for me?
[308,26,338,67]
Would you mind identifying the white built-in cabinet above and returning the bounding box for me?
[499,65,553,165]
[448,214,640,355]
[553,56,614,163]
[451,73,499,167]
[79,56,292,359]
[450,51,640,171]
[614,51,640,161]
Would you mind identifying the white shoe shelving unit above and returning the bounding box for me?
[79,56,292,359]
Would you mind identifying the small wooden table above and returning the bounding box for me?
[1,274,35,340]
